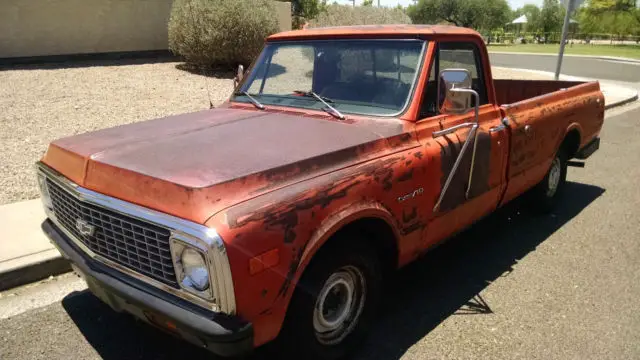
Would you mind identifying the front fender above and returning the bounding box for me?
[204,148,426,347]
[299,200,400,277]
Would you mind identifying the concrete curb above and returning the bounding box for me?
[0,255,70,291]
[605,92,639,110]
[489,51,640,65]
[0,199,71,291]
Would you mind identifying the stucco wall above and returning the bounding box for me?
[0,0,292,58]
[274,1,292,32]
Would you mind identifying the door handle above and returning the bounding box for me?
[489,117,509,133]
[489,124,506,133]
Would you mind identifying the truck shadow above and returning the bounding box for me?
[61,181,604,360]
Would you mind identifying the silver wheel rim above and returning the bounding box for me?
[313,265,366,345]
[547,157,561,197]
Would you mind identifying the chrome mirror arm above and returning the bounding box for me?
[432,88,481,212]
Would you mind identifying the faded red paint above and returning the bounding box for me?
[41,25,604,349]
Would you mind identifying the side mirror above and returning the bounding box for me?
[438,69,472,115]
[233,64,245,88]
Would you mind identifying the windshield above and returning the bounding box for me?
[235,40,426,116]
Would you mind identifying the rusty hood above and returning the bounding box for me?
[42,108,413,224]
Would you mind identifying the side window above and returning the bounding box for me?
[419,42,488,119]
[438,42,488,106]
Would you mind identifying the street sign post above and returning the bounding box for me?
[555,0,579,80]
[561,0,584,12]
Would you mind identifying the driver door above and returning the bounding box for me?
[414,41,509,248]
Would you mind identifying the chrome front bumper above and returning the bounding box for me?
[43,219,253,357]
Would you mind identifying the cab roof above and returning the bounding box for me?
[267,24,481,41]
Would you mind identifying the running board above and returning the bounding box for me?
[567,161,585,168]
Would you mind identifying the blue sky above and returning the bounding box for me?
[332,0,544,9]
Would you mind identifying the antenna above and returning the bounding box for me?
[187,0,214,109]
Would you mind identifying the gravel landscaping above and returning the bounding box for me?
[0,61,551,205]
[0,61,233,205]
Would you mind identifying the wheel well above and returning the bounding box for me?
[562,129,581,158]
[313,217,399,277]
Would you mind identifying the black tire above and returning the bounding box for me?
[529,146,568,213]
[277,237,382,360]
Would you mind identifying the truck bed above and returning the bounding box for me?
[496,79,605,204]
[494,79,587,106]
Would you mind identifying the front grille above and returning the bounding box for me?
[46,179,178,288]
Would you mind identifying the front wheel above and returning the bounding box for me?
[529,147,568,213]
[278,240,382,360]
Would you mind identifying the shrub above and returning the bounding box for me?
[168,0,279,68]
[309,4,412,28]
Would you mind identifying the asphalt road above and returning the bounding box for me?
[489,53,640,83]
[1,101,639,359]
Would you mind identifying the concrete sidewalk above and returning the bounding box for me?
[0,200,70,291]
[489,51,640,65]
[492,67,640,109]
[0,76,637,291]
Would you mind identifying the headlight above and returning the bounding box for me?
[181,248,209,291]
[171,239,213,300]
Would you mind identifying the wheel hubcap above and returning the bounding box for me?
[313,265,366,345]
[547,157,561,197]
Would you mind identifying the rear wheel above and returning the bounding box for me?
[529,147,568,213]
[278,239,382,360]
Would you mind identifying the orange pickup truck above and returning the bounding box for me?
[37,25,603,359]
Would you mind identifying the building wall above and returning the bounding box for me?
[0,0,292,58]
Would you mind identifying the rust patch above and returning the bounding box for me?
[277,240,310,298]
[397,169,414,182]
[399,132,412,142]
[437,131,491,212]
[401,221,426,236]
[259,308,273,315]
[402,207,418,223]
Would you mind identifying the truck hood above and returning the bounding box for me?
[43,108,414,224]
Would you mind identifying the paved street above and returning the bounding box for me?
[1,97,639,358]
[490,53,640,83]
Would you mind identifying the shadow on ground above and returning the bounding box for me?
[174,63,237,79]
[0,51,180,71]
[175,63,287,80]
[62,181,604,360]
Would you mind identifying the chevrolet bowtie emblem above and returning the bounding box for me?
[75,218,95,236]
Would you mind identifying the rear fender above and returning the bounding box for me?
[557,123,583,155]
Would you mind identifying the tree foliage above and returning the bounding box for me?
[540,0,565,35]
[577,0,640,36]
[279,0,327,28]
[407,0,511,30]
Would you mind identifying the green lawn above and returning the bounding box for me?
[487,43,640,60]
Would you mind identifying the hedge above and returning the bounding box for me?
[168,0,279,68]
[309,4,412,28]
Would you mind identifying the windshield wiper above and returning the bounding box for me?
[293,90,345,120]
[234,91,265,110]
